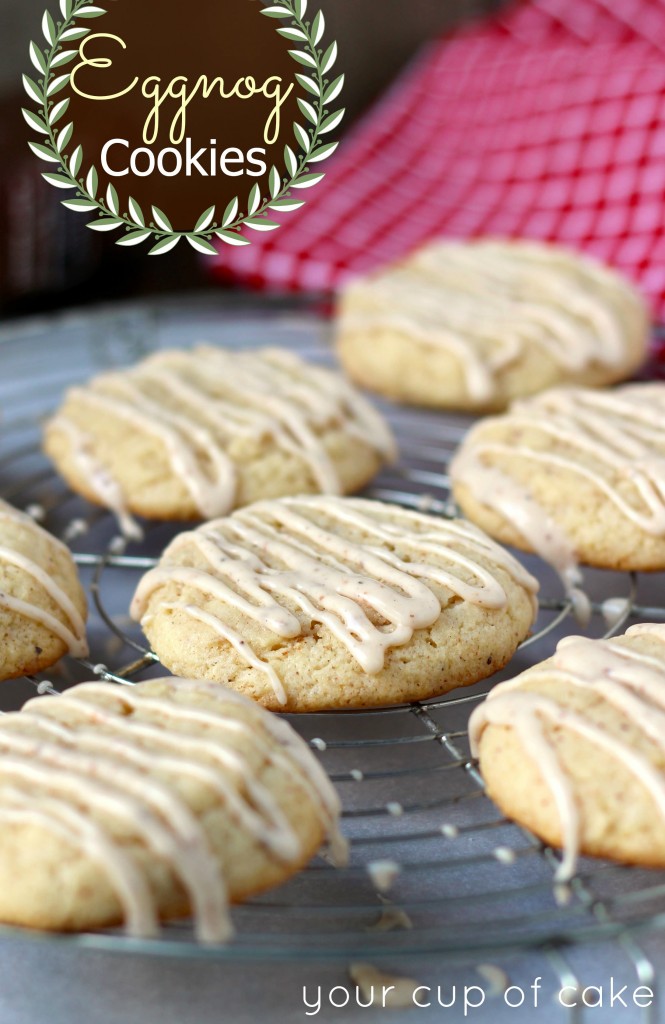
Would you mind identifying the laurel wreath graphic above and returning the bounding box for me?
[23,0,343,254]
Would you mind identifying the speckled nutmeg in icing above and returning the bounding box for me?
[44,346,397,530]
[131,495,539,711]
[0,677,344,939]
[451,383,665,585]
[470,623,665,880]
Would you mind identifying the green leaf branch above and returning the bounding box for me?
[24,0,343,254]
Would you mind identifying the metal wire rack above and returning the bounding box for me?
[1,295,665,985]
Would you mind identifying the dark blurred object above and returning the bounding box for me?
[0,96,103,314]
[0,94,204,317]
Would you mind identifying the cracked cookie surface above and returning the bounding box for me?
[131,495,539,712]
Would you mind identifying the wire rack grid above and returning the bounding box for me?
[1,296,665,993]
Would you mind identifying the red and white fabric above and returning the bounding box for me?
[210,0,665,336]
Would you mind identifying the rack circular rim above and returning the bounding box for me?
[0,293,664,963]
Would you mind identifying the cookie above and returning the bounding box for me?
[130,495,539,712]
[450,383,665,587]
[44,346,396,531]
[336,239,649,412]
[0,500,88,680]
[470,624,665,877]
[0,676,344,938]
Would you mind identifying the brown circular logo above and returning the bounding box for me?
[24,0,343,254]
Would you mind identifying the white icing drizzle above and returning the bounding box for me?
[0,500,88,658]
[130,496,539,703]
[0,677,343,940]
[66,680,345,861]
[0,548,86,644]
[0,743,230,942]
[450,384,665,587]
[15,706,299,862]
[46,417,142,541]
[470,623,665,879]
[48,347,397,520]
[342,240,645,402]
[0,787,159,937]
[121,676,346,858]
[152,603,289,707]
[451,454,583,593]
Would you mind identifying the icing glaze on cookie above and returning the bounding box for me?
[0,678,344,940]
[0,500,88,658]
[47,347,396,522]
[470,623,665,879]
[45,417,143,541]
[131,496,539,705]
[450,384,665,586]
[342,241,645,403]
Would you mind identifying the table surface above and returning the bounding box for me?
[1,934,664,1023]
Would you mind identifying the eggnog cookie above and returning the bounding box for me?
[471,624,665,877]
[337,240,649,412]
[0,500,87,680]
[44,346,396,529]
[130,496,539,712]
[450,383,665,585]
[0,677,344,938]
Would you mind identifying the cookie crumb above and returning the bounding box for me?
[416,493,435,513]
[476,963,509,997]
[25,504,45,522]
[63,518,89,541]
[601,596,630,629]
[349,963,420,1009]
[367,859,401,892]
[554,882,572,906]
[493,846,516,865]
[367,897,413,933]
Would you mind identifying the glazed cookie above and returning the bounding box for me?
[336,239,649,412]
[0,677,344,938]
[0,500,88,680]
[450,383,665,587]
[44,346,396,531]
[470,624,665,877]
[130,495,539,712]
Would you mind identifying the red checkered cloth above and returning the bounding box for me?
[210,0,665,335]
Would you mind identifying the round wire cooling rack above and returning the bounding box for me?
[1,294,665,968]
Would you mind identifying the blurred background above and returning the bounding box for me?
[0,0,506,316]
